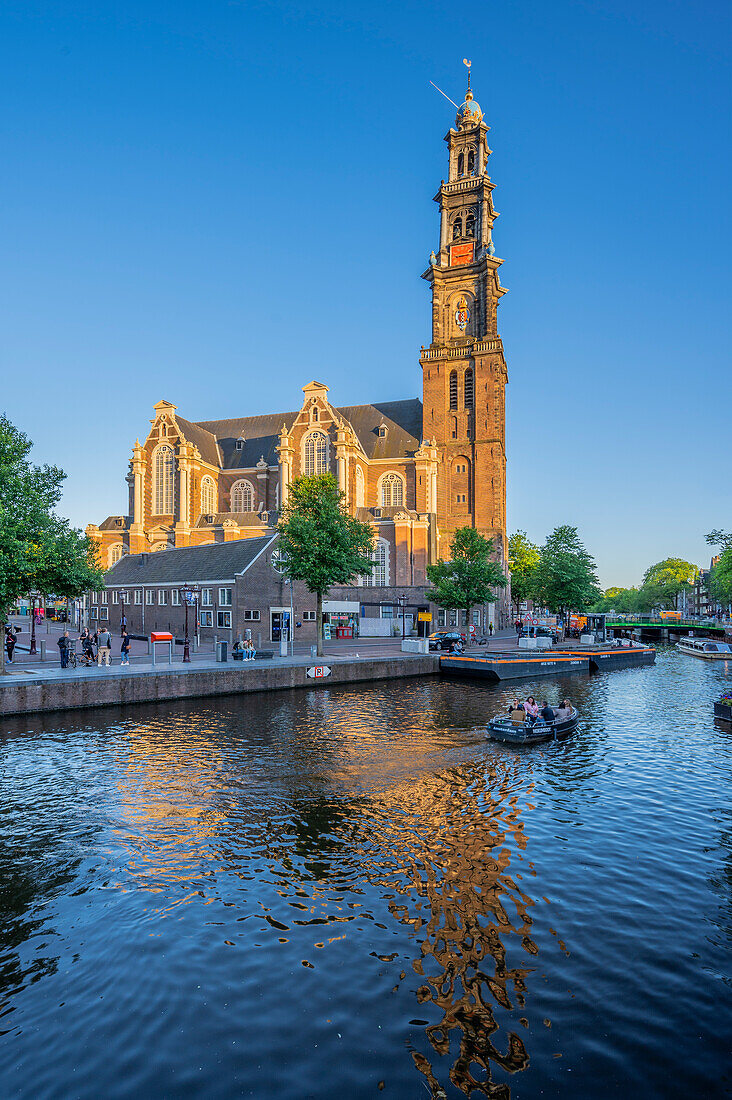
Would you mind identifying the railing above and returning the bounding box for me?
[420,338,503,360]
[442,177,489,195]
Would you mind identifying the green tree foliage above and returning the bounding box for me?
[0,414,104,673]
[709,547,732,607]
[276,473,375,656]
[640,558,698,610]
[533,525,601,617]
[425,527,506,633]
[507,530,540,616]
[591,586,651,614]
[706,529,732,552]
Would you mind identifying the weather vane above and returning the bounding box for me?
[463,58,471,89]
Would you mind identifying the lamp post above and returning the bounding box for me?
[179,584,195,663]
[398,593,407,639]
[29,591,40,655]
[120,591,126,637]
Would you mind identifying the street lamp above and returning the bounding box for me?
[398,593,407,639]
[28,590,40,655]
[120,591,127,637]
[179,584,196,663]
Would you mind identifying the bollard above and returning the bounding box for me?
[146,639,151,655]
[310,645,317,659]
[40,640,46,662]
[257,632,262,649]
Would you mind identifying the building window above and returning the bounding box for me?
[111,591,118,604]
[437,609,447,628]
[108,544,125,567]
[452,416,458,439]
[380,473,404,508]
[99,607,108,621]
[100,590,107,604]
[134,590,142,604]
[217,610,232,629]
[146,590,154,605]
[201,476,217,514]
[464,367,474,409]
[219,588,232,606]
[201,588,212,607]
[158,590,168,605]
[449,370,458,410]
[365,539,389,586]
[457,152,464,176]
[154,444,175,515]
[355,466,365,508]
[235,438,244,451]
[302,611,316,621]
[380,604,394,619]
[90,607,98,620]
[452,217,462,240]
[304,432,328,476]
[243,609,261,621]
[231,480,254,512]
[200,610,213,627]
[467,149,475,174]
[171,590,180,606]
[311,406,319,422]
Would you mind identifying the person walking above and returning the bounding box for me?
[57,630,71,669]
[120,629,131,667]
[81,631,95,666]
[5,629,16,664]
[488,621,494,637]
[97,626,112,667]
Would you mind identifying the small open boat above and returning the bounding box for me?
[488,707,579,745]
[676,637,732,660]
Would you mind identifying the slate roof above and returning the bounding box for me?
[103,536,276,584]
[175,416,221,467]
[192,399,423,468]
[98,516,130,531]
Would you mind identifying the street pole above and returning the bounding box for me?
[29,596,37,655]
[180,584,192,663]
[289,578,294,657]
[120,593,126,637]
[400,593,406,639]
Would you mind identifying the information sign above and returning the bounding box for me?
[306,666,332,679]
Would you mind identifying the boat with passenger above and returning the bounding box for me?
[675,637,732,660]
[488,704,579,745]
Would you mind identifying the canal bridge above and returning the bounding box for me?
[607,618,730,641]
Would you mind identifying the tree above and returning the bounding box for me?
[276,473,375,656]
[508,530,540,617]
[425,527,506,636]
[706,530,732,552]
[709,548,732,609]
[0,415,104,674]
[533,525,601,620]
[640,558,698,610]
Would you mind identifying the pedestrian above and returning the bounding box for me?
[515,617,522,637]
[97,626,112,667]
[120,613,127,638]
[82,632,95,666]
[5,629,16,664]
[489,621,494,637]
[58,630,71,669]
[120,629,131,667]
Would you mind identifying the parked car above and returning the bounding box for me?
[428,631,464,652]
[536,625,559,644]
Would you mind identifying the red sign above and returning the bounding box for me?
[151,631,173,642]
[450,243,474,266]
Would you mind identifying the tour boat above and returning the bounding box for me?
[675,637,732,661]
[487,707,578,745]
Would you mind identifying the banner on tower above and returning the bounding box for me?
[450,242,474,266]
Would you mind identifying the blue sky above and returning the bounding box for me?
[1,0,730,587]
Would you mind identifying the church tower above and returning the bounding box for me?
[420,73,508,567]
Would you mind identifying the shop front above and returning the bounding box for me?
[322,600,360,640]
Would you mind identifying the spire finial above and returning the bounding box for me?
[463,57,471,91]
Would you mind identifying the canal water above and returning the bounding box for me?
[0,647,730,1099]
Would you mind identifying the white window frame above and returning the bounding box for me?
[379,472,404,508]
[364,538,389,587]
[243,609,261,621]
[111,591,118,605]
[201,588,213,607]
[153,444,175,515]
[158,590,168,605]
[100,590,107,604]
[302,611,316,621]
[134,590,142,604]
[99,607,109,620]
[219,588,232,606]
[200,610,213,628]
[230,480,254,512]
[355,465,365,508]
[303,431,328,476]
[217,610,232,629]
[146,590,154,605]
[171,589,180,606]
[200,475,217,514]
[90,607,98,620]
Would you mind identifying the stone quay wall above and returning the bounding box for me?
[0,655,440,718]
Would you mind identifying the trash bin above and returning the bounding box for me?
[217,640,228,662]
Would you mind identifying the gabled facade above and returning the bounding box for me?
[87,76,511,629]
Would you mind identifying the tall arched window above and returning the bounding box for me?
[464,367,474,409]
[304,432,328,476]
[365,539,388,586]
[380,473,404,508]
[453,217,462,240]
[231,480,254,511]
[154,445,174,514]
[457,152,464,177]
[465,213,475,238]
[449,370,458,410]
[355,465,365,508]
[201,476,217,514]
[108,544,125,567]
[467,149,475,174]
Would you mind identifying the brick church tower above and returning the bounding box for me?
[419,74,508,569]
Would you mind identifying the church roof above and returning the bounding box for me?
[193,399,422,468]
[174,416,222,467]
[103,536,276,584]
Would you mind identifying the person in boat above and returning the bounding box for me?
[508,700,524,715]
[555,699,572,721]
[539,701,556,724]
[524,697,539,724]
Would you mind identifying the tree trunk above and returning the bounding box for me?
[316,591,323,658]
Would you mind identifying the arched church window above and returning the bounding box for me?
[355,466,365,508]
[364,539,389,587]
[449,371,458,410]
[201,476,217,514]
[304,432,328,476]
[108,544,126,567]
[467,149,475,174]
[465,213,475,238]
[231,480,254,511]
[154,445,174,515]
[380,473,404,508]
[464,368,474,409]
[453,218,462,240]
[457,152,464,176]
[311,406,319,422]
